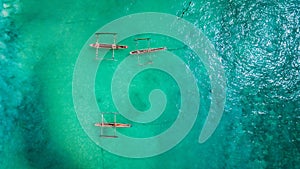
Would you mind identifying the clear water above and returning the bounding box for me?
[0,0,299,168]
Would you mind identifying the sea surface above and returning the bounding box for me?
[0,0,299,168]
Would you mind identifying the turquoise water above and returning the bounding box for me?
[0,0,299,168]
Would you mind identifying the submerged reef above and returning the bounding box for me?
[0,0,27,167]
[0,1,41,168]
[0,1,75,168]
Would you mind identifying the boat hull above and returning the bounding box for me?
[90,43,128,49]
[130,47,166,55]
[95,123,131,128]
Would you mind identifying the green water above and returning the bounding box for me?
[1,0,299,168]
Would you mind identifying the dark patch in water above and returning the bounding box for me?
[0,1,78,168]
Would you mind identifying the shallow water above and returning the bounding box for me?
[0,0,299,168]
